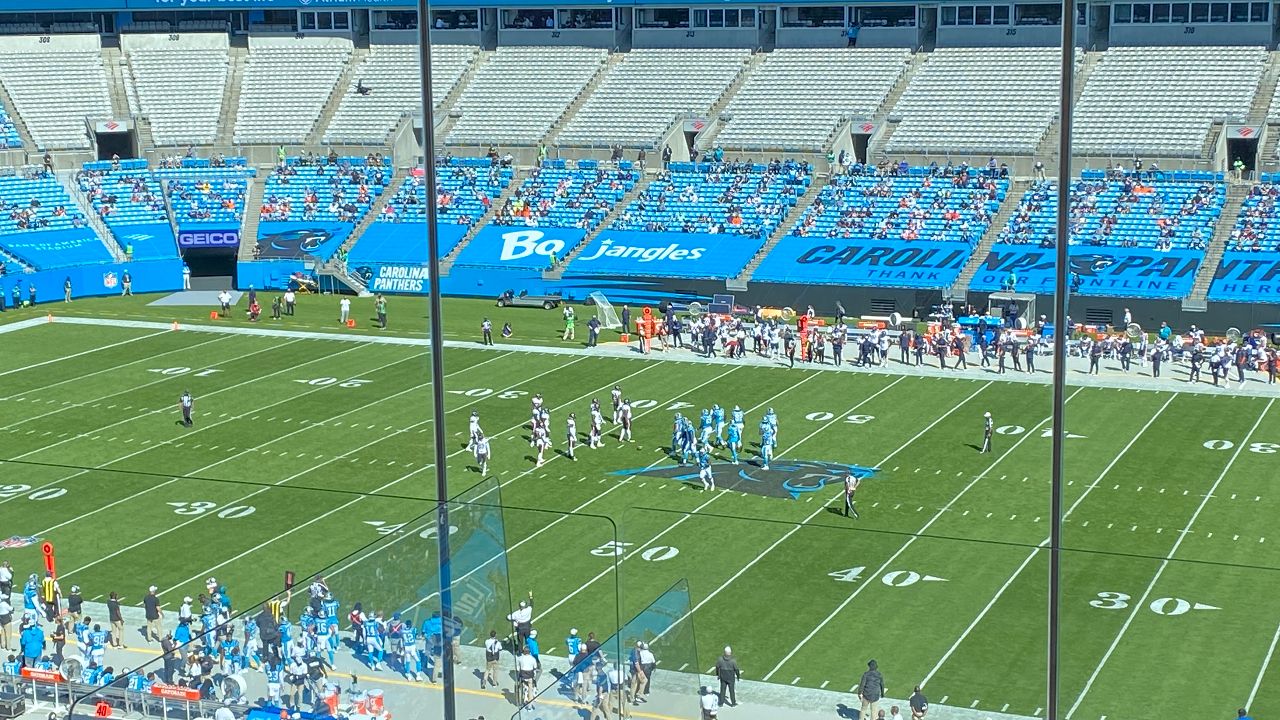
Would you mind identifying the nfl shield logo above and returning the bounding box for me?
[102,272,118,289]
[0,535,37,549]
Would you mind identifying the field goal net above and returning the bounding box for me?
[590,291,623,329]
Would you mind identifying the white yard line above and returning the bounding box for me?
[0,335,279,433]
[0,326,172,377]
[534,375,918,622]
[1247,617,1280,709]
[139,358,657,596]
[760,386,1085,682]
[393,365,786,616]
[0,333,231,403]
[919,393,1178,687]
[652,380,996,644]
[28,351,544,542]
[1064,398,1274,719]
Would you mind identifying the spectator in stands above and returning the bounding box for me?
[662,145,672,170]
[42,152,52,174]
[845,20,860,46]
[356,80,371,96]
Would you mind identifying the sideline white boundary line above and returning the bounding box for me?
[760,386,1085,682]
[918,393,1178,687]
[1247,617,1280,709]
[0,333,231,402]
[0,322,170,376]
[1064,398,1274,719]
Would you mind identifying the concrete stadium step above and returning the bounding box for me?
[438,168,525,277]
[58,168,126,263]
[1031,50,1102,167]
[215,47,247,149]
[951,176,1032,293]
[1245,50,1280,125]
[310,46,368,146]
[336,164,411,260]
[1186,180,1249,303]
[869,51,929,162]
[693,51,766,152]
[544,51,623,148]
[546,169,652,278]
[733,168,825,284]
[102,46,130,120]
[238,170,262,261]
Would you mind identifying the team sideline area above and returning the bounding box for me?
[0,295,1277,720]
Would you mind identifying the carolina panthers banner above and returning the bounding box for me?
[452,226,588,270]
[255,222,354,262]
[564,230,761,279]
[968,244,1203,299]
[1208,251,1280,303]
[347,263,431,294]
[752,239,971,289]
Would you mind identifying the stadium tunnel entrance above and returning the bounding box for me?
[90,119,137,161]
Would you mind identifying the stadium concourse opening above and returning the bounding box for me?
[3,2,1280,720]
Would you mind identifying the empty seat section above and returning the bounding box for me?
[233,37,352,145]
[1074,46,1264,157]
[887,47,1068,155]
[558,49,749,148]
[446,46,606,146]
[325,44,476,145]
[716,48,909,151]
[123,36,229,147]
[0,37,112,150]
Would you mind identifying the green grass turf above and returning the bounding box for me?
[1,295,1279,719]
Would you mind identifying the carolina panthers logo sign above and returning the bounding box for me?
[257,229,333,260]
[1068,254,1116,276]
[612,460,877,500]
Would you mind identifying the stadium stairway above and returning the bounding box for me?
[731,168,826,287]
[59,169,126,262]
[1030,51,1101,167]
[237,170,262,261]
[1185,180,1249,308]
[1246,51,1280,126]
[308,47,369,146]
[431,49,486,141]
[862,51,928,158]
[331,164,410,260]
[543,52,625,148]
[691,51,767,152]
[215,47,247,148]
[437,174,524,276]
[102,47,130,120]
[541,172,651,280]
[949,176,1031,297]
[0,84,33,151]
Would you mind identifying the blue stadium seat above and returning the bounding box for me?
[493,166,637,231]
[260,156,391,224]
[999,172,1223,251]
[788,168,1006,245]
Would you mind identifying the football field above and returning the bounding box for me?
[1,301,1279,719]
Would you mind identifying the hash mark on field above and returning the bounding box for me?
[1107,523,1114,529]
[894,503,902,510]
[1235,534,1241,541]
[791,678,800,686]
[986,512,993,518]
[1001,704,1009,712]
[1208,532,1214,538]
[1183,490,1189,496]
[1010,514,1017,520]
[1113,484,1119,490]
[1231,493,1237,500]
[1034,708,1043,716]
[1136,486,1143,492]
[957,471,963,477]
[939,696,949,704]
[970,700,980,708]
[962,510,969,515]
[820,681,829,689]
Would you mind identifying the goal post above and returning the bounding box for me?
[589,291,623,329]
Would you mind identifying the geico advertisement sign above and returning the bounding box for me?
[500,230,706,264]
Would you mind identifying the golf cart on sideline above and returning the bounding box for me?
[496,289,563,310]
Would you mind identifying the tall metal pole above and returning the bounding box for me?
[1049,2,1076,719]
[415,8,457,720]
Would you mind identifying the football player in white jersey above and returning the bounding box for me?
[618,399,634,442]
[611,385,623,423]
[565,413,578,460]
[589,403,604,448]
[474,433,491,476]
[467,411,482,451]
